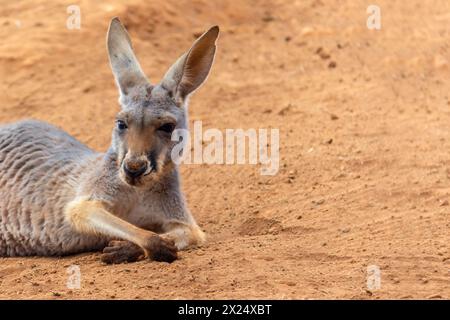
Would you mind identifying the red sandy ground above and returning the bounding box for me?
[0,0,449,299]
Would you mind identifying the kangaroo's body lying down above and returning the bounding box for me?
[0,18,219,263]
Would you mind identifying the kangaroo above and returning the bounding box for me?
[0,18,219,264]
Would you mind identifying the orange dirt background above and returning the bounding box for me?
[0,0,449,299]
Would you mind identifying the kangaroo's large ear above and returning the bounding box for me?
[107,17,148,96]
[161,26,219,104]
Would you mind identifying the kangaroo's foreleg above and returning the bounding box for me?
[160,219,206,250]
[65,199,177,263]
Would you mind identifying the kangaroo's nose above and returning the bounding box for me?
[124,160,147,178]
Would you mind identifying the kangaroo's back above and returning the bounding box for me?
[0,120,101,256]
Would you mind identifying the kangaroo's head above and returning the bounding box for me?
[106,18,218,187]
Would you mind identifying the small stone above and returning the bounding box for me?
[278,104,293,116]
[301,26,314,36]
[262,14,275,23]
[313,199,325,205]
[285,281,296,287]
[288,170,296,179]
[434,55,448,69]
[319,51,330,60]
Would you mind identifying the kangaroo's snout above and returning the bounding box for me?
[124,159,148,179]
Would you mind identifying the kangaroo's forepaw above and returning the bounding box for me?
[145,236,178,263]
[101,240,144,264]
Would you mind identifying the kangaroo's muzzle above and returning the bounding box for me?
[123,160,147,179]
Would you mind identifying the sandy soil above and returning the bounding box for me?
[0,0,449,299]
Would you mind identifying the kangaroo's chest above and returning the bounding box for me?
[119,192,167,231]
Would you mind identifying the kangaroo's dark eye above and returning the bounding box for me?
[158,123,175,134]
[117,120,128,131]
